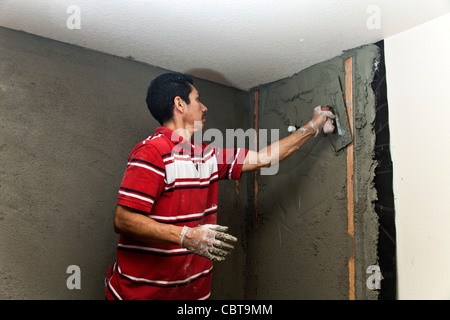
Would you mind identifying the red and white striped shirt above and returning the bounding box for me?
[105,127,248,300]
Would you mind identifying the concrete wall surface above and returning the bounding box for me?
[0,26,381,300]
[247,44,380,299]
[0,27,249,299]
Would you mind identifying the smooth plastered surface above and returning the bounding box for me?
[385,13,450,299]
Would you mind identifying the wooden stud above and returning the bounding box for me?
[345,57,356,300]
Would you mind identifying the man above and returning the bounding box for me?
[105,73,334,300]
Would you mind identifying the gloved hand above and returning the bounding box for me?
[308,106,336,136]
[323,118,335,134]
[179,224,238,262]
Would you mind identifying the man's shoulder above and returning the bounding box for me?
[130,133,172,158]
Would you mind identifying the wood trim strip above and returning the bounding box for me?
[345,57,356,300]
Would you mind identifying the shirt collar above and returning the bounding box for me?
[155,127,206,154]
[155,127,185,145]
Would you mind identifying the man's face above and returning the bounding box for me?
[185,85,207,131]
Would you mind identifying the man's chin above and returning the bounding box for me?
[193,120,205,132]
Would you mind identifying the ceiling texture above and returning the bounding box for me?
[1,0,449,90]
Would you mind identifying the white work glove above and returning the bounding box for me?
[179,224,238,262]
[323,118,335,134]
[308,106,336,136]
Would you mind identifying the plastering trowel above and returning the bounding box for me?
[288,77,352,153]
[326,77,353,153]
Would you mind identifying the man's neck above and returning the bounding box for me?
[164,121,193,142]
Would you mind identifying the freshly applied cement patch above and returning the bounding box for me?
[247,44,380,300]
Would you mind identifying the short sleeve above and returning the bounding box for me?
[216,148,248,181]
[117,144,166,214]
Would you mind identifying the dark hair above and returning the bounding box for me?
[145,73,194,125]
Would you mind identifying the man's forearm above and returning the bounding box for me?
[242,122,315,172]
[114,205,238,261]
[263,122,316,163]
[114,205,182,245]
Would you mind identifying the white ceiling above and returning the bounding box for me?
[1,0,449,90]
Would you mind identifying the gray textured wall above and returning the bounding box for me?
[247,45,380,300]
[0,26,380,300]
[0,27,249,299]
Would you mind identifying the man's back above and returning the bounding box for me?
[105,126,247,300]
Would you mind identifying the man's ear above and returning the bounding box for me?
[173,96,185,113]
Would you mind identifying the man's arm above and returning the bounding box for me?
[241,106,334,172]
[242,122,316,172]
[114,205,238,261]
[114,204,182,245]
